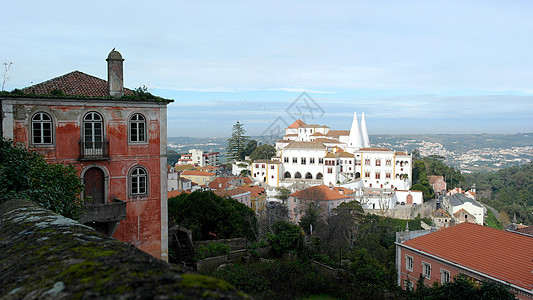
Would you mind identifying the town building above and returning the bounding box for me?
[180,170,216,185]
[428,175,446,196]
[177,149,220,167]
[251,114,412,192]
[396,222,533,299]
[212,188,252,208]
[0,50,172,260]
[441,193,485,225]
[287,184,355,223]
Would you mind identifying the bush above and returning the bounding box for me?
[0,138,83,219]
[194,243,231,261]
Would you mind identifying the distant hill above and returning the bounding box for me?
[168,133,533,171]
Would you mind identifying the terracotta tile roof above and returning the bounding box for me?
[21,71,134,97]
[326,130,350,137]
[181,170,215,176]
[324,152,337,158]
[212,188,250,198]
[360,147,392,152]
[395,151,408,156]
[428,175,444,184]
[284,141,326,150]
[277,140,290,143]
[311,132,325,136]
[238,186,266,198]
[168,190,190,198]
[208,177,233,189]
[288,119,306,128]
[402,222,533,290]
[432,208,451,218]
[314,138,340,144]
[290,185,353,201]
[337,151,354,158]
[174,164,196,172]
[516,226,533,236]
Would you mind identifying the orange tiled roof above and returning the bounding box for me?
[181,170,215,176]
[288,119,306,128]
[290,185,352,201]
[402,222,533,290]
[428,175,444,184]
[168,190,190,198]
[395,151,408,156]
[238,186,265,198]
[21,71,134,97]
[284,141,326,150]
[516,226,533,235]
[326,130,350,137]
[208,177,233,189]
[213,188,250,198]
[360,147,392,152]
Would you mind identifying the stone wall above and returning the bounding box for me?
[0,199,247,299]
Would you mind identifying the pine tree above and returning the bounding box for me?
[226,121,249,161]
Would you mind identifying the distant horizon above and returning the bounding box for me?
[168,132,533,139]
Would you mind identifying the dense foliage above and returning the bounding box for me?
[407,273,516,300]
[193,243,231,261]
[411,154,464,198]
[226,121,250,161]
[462,162,533,225]
[168,191,257,241]
[0,138,83,219]
[250,144,277,161]
[266,221,303,256]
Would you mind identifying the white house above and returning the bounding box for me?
[441,193,485,225]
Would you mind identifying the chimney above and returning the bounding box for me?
[106,49,124,97]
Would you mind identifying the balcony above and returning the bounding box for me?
[79,140,109,160]
[79,198,127,224]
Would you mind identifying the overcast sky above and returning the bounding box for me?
[2,0,533,137]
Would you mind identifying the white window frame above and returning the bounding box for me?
[31,112,53,146]
[130,166,148,196]
[405,255,413,271]
[422,262,431,279]
[440,269,450,283]
[129,113,147,144]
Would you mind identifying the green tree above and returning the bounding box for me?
[168,190,257,241]
[266,221,303,255]
[410,183,434,201]
[249,144,277,161]
[276,187,291,203]
[226,121,250,161]
[0,137,84,219]
[243,140,257,158]
[167,149,179,166]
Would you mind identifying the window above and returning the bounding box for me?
[293,157,297,163]
[441,269,450,283]
[83,112,104,154]
[405,255,413,271]
[318,158,324,164]
[131,166,148,195]
[262,164,265,168]
[376,159,381,166]
[310,157,315,164]
[284,157,289,163]
[255,164,259,168]
[422,262,431,279]
[32,112,53,145]
[386,172,391,179]
[270,165,275,169]
[375,172,381,179]
[365,159,370,165]
[129,113,146,143]
[386,159,391,166]
[301,158,306,165]
[365,172,370,178]
[327,168,333,174]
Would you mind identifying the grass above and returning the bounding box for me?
[485,209,503,230]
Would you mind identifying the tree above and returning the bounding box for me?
[276,187,291,203]
[226,121,249,161]
[266,221,303,255]
[167,149,179,166]
[243,140,257,158]
[250,144,277,161]
[168,190,257,241]
[410,183,433,201]
[0,137,84,219]
[2,61,13,91]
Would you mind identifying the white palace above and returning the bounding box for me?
[248,112,412,193]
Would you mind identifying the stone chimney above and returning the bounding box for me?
[106,49,124,97]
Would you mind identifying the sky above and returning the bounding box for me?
[2,0,533,137]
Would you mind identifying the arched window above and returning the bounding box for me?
[284,171,291,179]
[32,112,53,145]
[130,166,148,196]
[316,173,323,180]
[130,113,146,143]
[355,172,360,179]
[294,172,302,179]
[305,172,313,179]
[83,112,104,155]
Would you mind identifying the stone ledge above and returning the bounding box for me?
[0,199,248,299]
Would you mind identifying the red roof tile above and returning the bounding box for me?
[181,170,215,176]
[288,119,306,128]
[21,71,134,97]
[290,185,353,201]
[402,222,533,290]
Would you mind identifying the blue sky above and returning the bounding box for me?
[2,0,533,137]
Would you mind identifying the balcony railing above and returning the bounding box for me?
[79,198,127,224]
[79,140,109,160]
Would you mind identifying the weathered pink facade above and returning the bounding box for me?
[0,50,171,260]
